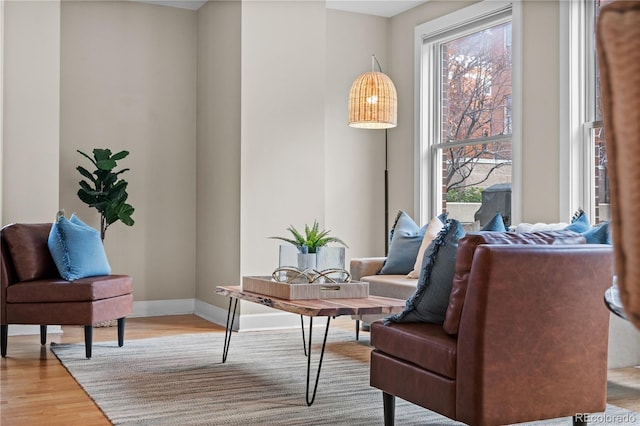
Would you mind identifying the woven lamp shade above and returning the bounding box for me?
[348,71,397,129]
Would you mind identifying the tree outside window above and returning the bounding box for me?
[435,21,513,218]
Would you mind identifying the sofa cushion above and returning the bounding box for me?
[6,275,133,303]
[362,274,418,300]
[3,223,60,282]
[380,211,426,275]
[442,230,587,335]
[370,320,457,379]
[387,219,465,324]
[481,212,507,232]
[583,221,612,244]
[407,216,444,278]
[48,213,111,281]
[565,209,591,233]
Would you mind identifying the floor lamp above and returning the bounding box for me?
[348,55,398,255]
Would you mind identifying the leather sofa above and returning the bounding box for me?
[367,231,614,425]
[1,223,133,358]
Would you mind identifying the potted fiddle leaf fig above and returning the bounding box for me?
[77,148,135,241]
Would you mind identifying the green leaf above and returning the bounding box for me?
[111,150,129,161]
[77,166,96,183]
[93,148,112,162]
[78,180,92,191]
[96,159,117,171]
[77,189,97,205]
[115,168,130,177]
[103,172,118,188]
[268,236,302,247]
[118,204,135,226]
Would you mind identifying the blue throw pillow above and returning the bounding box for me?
[380,211,426,275]
[481,212,507,232]
[387,219,466,324]
[565,209,590,233]
[48,213,111,281]
[583,221,612,244]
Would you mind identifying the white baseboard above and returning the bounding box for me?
[193,298,230,328]
[131,299,195,317]
[192,299,329,332]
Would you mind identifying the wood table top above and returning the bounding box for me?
[215,285,406,318]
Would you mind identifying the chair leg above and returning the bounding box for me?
[383,392,395,426]
[84,325,93,359]
[1,324,7,357]
[40,325,47,345]
[117,317,125,347]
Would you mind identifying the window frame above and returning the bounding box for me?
[560,0,601,222]
[413,0,522,226]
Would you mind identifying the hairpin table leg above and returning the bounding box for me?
[305,316,331,406]
[222,297,238,363]
[300,315,308,357]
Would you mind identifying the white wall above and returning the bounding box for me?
[59,1,197,302]
[2,0,60,224]
[325,9,389,259]
[196,0,241,308]
[239,0,326,315]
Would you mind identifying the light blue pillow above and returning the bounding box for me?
[565,209,590,233]
[48,213,111,281]
[387,219,466,324]
[380,211,426,275]
[583,221,612,244]
[481,212,507,232]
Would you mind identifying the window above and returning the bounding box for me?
[416,1,519,227]
[564,0,615,224]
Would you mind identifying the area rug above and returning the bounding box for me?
[51,329,639,426]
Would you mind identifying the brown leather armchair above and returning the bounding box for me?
[370,231,613,426]
[1,223,133,358]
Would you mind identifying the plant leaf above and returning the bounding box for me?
[268,236,300,247]
[118,204,135,226]
[77,189,97,205]
[96,159,117,171]
[111,150,129,161]
[76,166,96,183]
[93,148,112,162]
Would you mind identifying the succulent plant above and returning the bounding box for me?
[270,220,347,253]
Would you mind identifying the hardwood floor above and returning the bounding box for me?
[1,315,638,425]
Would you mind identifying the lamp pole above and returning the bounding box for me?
[347,54,397,258]
[384,129,389,256]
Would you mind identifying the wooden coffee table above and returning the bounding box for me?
[215,285,405,406]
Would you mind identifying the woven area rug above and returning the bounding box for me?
[51,329,638,426]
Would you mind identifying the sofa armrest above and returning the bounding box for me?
[350,257,386,281]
